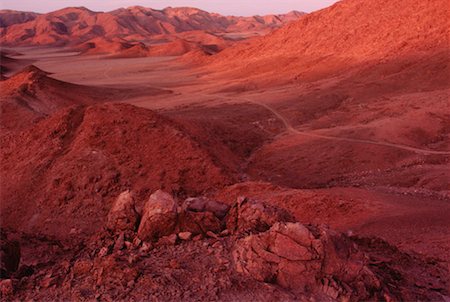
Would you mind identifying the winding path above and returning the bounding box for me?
[202,93,450,156]
[100,63,450,156]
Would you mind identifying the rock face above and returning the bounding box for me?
[137,190,177,242]
[0,230,20,279]
[226,196,295,234]
[106,190,138,232]
[233,222,383,300]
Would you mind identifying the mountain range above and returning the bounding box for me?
[0,7,304,46]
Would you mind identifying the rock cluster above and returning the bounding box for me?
[111,190,293,244]
[102,190,388,300]
[3,190,448,301]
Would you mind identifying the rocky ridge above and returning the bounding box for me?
[1,191,447,301]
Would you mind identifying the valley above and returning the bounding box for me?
[0,0,449,300]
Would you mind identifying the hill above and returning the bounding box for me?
[0,103,234,239]
[208,0,449,86]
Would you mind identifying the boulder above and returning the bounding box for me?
[178,197,228,235]
[137,190,177,242]
[0,279,14,297]
[106,190,138,232]
[232,222,383,300]
[226,196,295,234]
[178,232,192,241]
[183,197,230,219]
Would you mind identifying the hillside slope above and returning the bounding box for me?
[208,0,449,85]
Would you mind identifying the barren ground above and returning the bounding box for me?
[4,47,448,272]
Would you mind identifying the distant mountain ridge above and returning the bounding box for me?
[0,7,305,46]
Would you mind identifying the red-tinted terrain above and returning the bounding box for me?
[0,7,304,58]
[0,0,449,300]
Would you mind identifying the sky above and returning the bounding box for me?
[0,0,339,16]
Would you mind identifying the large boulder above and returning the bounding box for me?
[233,222,383,300]
[137,190,177,242]
[226,197,295,235]
[0,230,20,279]
[178,197,229,235]
[106,190,138,232]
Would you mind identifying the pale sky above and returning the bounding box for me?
[0,0,339,16]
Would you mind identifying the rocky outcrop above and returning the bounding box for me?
[106,190,138,232]
[137,190,177,242]
[3,191,449,301]
[232,222,383,300]
[225,196,296,235]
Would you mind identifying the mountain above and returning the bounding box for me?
[208,0,449,87]
[0,7,305,46]
[203,0,450,193]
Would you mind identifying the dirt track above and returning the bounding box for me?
[193,92,450,156]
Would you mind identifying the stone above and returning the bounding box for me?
[193,234,203,241]
[98,247,109,258]
[178,197,227,235]
[178,232,192,241]
[233,222,382,300]
[0,279,14,297]
[124,241,133,250]
[137,190,177,242]
[219,229,230,237]
[206,231,219,239]
[226,196,296,235]
[157,234,178,246]
[40,274,57,288]
[132,237,142,248]
[106,190,138,232]
[114,233,125,251]
[183,197,230,219]
[139,242,152,253]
